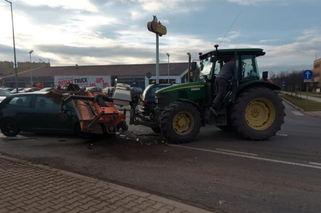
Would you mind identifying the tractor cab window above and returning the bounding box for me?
[241,55,260,80]
[213,60,221,76]
[199,57,213,80]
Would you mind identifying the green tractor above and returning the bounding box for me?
[152,46,285,143]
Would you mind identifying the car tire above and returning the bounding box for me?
[0,118,20,137]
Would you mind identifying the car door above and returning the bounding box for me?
[3,95,34,131]
[32,95,74,132]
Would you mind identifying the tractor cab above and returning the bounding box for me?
[199,46,267,106]
[199,46,265,84]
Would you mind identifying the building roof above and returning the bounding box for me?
[4,63,189,79]
[314,58,321,63]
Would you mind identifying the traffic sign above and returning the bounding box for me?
[282,81,286,86]
[304,79,312,83]
[146,72,152,79]
[303,70,313,80]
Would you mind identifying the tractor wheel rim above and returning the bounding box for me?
[245,98,276,131]
[173,111,194,135]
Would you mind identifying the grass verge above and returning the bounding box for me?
[297,92,321,98]
[279,94,321,111]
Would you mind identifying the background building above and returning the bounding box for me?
[0,61,50,78]
[313,58,321,88]
[2,63,192,89]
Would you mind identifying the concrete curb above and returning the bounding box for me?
[0,154,214,213]
[281,97,321,119]
[281,97,304,112]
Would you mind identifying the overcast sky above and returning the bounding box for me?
[0,0,320,72]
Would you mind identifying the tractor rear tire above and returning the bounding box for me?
[160,102,201,143]
[230,87,285,140]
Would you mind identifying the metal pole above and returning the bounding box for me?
[166,53,170,83]
[5,0,18,92]
[167,56,169,83]
[187,53,191,83]
[306,83,308,109]
[156,34,159,84]
[29,50,33,90]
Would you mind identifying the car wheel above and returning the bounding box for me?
[0,118,20,137]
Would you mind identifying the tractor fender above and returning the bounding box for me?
[226,81,281,105]
[238,81,281,92]
[177,99,206,126]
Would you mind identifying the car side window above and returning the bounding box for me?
[8,96,32,107]
[34,96,60,110]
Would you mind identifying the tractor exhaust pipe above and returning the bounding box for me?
[187,52,191,83]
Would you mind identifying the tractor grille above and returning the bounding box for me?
[155,93,171,109]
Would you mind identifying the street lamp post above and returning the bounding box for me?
[4,0,18,92]
[29,50,33,90]
[166,53,170,83]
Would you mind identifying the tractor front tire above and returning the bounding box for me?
[160,102,201,143]
[230,87,285,140]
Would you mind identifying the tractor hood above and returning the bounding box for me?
[156,81,205,94]
[155,81,207,108]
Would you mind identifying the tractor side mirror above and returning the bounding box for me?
[262,71,268,80]
[191,62,197,70]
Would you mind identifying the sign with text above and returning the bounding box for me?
[147,16,167,36]
[54,76,111,88]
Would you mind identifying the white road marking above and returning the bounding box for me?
[309,162,321,166]
[292,111,304,116]
[170,145,321,170]
[215,148,258,156]
[276,134,288,137]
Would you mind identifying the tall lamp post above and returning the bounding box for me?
[4,0,18,92]
[29,50,33,89]
[166,53,170,83]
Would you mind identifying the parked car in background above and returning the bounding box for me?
[131,87,143,96]
[21,88,41,93]
[140,84,171,116]
[85,87,102,92]
[40,87,53,92]
[1,87,14,91]
[0,92,82,137]
[0,89,11,103]
[10,88,25,94]
[103,87,115,97]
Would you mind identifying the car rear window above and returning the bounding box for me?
[9,96,32,107]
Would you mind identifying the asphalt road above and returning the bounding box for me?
[1,102,321,213]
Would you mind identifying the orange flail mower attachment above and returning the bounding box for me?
[49,84,127,134]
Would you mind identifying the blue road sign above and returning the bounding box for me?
[303,70,313,80]
[282,81,286,86]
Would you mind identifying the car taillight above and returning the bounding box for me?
[142,99,148,104]
[269,79,274,83]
